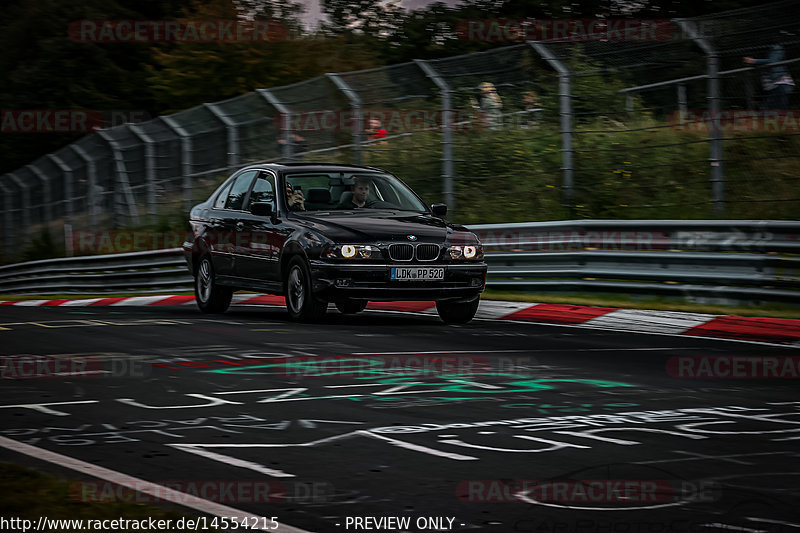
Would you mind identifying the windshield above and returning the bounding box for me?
[283,172,428,213]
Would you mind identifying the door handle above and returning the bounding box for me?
[236,221,245,230]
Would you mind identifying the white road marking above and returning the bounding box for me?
[169,444,295,478]
[475,300,540,319]
[0,436,312,533]
[700,523,766,532]
[59,299,104,306]
[0,400,98,416]
[13,300,52,306]
[583,309,718,335]
[745,517,800,529]
[110,296,171,306]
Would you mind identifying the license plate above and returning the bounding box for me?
[390,267,444,281]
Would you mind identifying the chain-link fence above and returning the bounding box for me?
[2,1,799,262]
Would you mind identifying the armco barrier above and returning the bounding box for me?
[0,220,798,303]
[471,220,800,302]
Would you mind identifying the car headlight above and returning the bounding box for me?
[341,245,357,258]
[448,245,483,260]
[325,244,377,259]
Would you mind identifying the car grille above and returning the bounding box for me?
[388,243,440,261]
[389,244,414,261]
[416,244,440,261]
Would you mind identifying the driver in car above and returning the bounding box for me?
[337,177,372,209]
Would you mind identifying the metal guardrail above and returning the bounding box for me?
[0,221,798,303]
[471,220,800,303]
[0,248,191,294]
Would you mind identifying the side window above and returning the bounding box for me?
[247,173,276,208]
[213,180,233,209]
[225,171,258,211]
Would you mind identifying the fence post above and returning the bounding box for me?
[678,84,688,115]
[257,89,294,160]
[6,173,31,247]
[530,42,574,209]
[47,155,74,226]
[71,145,98,230]
[677,19,724,214]
[127,124,158,222]
[625,94,634,116]
[96,129,140,227]
[204,102,240,168]
[414,59,454,210]
[0,178,14,259]
[27,164,53,225]
[160,116,194,213]
[326,73,363,165]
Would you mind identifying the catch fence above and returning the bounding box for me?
[2,1,799,262]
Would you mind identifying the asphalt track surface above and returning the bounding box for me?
[1,302,799,533]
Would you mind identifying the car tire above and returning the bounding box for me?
[194,255,232,314]
[285,256,327,322]
[335,299,368,314]
[436,296,480,324]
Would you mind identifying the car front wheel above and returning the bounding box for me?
[285,256,328,321]
[436,296,480,324]
[195,256,232,314]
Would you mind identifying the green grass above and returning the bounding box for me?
[0,462,221,533]
[482,289,800,319]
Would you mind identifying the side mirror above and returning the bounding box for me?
[430,203,448,217]
[250,202,273,217]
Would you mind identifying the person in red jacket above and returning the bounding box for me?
[366,118,388,143]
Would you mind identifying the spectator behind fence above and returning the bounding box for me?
[521,90,542,129]
[744,44,795,110]
[478,82,503,130]
[366,118,388,144]
[277,133,308,160]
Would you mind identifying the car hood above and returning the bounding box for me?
[296,211,455,242]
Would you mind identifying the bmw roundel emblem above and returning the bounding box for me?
[407,235,418,241]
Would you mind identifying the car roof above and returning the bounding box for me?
[240,163,389,174]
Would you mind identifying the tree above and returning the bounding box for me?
[0,0,195,174]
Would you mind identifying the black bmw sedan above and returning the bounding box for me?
[183,163,487,323]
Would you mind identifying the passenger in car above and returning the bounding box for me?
[286,182,305,211]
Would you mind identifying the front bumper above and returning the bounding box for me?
[309,260,487,302]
